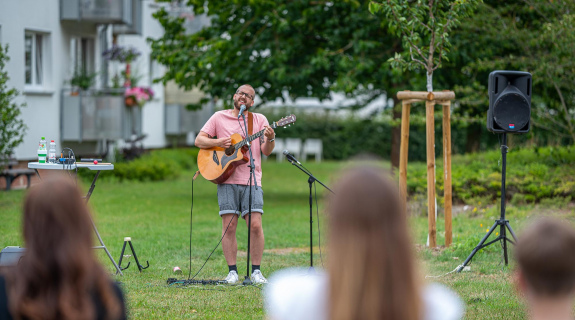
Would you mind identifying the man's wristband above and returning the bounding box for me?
[268,138,275,142]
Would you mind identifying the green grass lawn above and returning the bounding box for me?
[1,160,574,319]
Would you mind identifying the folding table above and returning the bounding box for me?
[28,162,123,275]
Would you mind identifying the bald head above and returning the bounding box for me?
[233,84,255,110]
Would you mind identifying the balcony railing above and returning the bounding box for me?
[166,3,211,35]
[61,89,141,142]
[61,0,132,25]
[165,103,213,136]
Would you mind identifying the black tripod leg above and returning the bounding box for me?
[501,223,508,265]
[505,221,518,242]
[128,241,149,272]
[458,221,499,272]
[118,240,130,271]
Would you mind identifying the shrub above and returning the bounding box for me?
[405,145,575,205]
[79,148,199,182]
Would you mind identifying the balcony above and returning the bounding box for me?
[61,90,142,142]
[166,2,211,35]
[60,0,132,25]
[164,82,213,136]
[165,103,213,136]
[113,0,142,35]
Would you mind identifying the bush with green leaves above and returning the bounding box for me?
[79,148,200,182]
[0,44,27,166]
[404,145,575,204]
[262,110,500,162]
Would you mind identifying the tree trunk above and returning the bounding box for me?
[427,72,433,92]
[390,96,402,170]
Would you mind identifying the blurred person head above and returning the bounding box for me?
[515,217,575,319]
[233,84,255,110]
[327,165,421,320]
[5,176,122,319]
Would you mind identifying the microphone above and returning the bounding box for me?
[283,150,301,165]
[238,104,246,119]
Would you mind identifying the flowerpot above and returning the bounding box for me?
[70,91,80,96]
[125,96,137,107]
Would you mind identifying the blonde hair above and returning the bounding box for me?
[328,166,421,320]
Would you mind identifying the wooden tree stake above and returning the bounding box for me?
[399,102,411,210]
[396,91,454,248]
[442,102,453,247]
[425,100,437,248]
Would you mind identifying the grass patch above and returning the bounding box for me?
[1,158,574,319]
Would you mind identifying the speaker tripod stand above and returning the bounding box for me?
[457,133,518,272]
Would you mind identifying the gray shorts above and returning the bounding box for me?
[217,184,264,217]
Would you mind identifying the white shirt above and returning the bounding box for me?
[264,268,464,320]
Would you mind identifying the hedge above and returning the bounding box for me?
[260,110,504,162]
[78,148,199,182]
[404,145,575,204]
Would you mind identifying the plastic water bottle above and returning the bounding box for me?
[48,140,56,163]
[37,137,47,163]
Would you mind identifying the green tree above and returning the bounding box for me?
[149,0,422,167]
[444,0,575,146]
[0,44,27,165]
[369,0,482,92]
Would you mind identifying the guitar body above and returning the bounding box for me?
[197,133,248,184]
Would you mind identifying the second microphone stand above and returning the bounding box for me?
[285,155,334,271]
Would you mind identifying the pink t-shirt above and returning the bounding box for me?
[200,109,270,186]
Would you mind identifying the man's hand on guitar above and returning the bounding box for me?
[217,137,232,148]
[264,126,275,141]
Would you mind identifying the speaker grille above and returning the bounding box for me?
[493,91,530,132]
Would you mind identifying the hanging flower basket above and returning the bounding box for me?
[124,86,154,107]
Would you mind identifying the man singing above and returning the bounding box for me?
[195,84,275,284]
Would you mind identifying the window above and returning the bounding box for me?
[24,32,46,87]
[70,37,95,74]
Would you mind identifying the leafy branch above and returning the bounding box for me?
[369,0,482,91]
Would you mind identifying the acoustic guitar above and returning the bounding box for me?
[197,114,296,184]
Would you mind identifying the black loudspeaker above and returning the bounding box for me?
[487,70,532,133]
[0,247,26,266]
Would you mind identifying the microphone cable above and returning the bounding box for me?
[185,170,238,281]
[61,147,78,185]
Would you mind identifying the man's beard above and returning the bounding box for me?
[233,100,247,110]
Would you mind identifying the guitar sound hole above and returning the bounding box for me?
[225,146,235,156]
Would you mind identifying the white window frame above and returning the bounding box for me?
[24,31,51,91]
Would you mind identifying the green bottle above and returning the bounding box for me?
[38,136,47,163]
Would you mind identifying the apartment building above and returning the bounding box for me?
[0,0,212,162]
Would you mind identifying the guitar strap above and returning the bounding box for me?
[248,111,253,136]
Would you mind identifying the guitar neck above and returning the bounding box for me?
[234,128,266,149]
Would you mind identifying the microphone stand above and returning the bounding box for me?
[285,156,334,272]
[239,111,258,285]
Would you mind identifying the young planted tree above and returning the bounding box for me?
[0,44,27,166]
[369,0,481,247]
[369,0,482,92]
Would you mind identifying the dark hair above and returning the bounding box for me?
[515,217,575,297]
[327,166,421,320]
[6,176,122,319]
